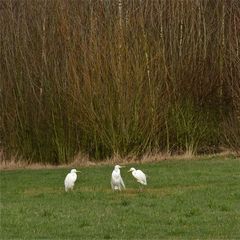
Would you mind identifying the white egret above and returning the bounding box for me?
[111,165,126,191]
[64,169,81,192]
[128,167,147,186]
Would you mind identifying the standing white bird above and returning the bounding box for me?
[128,167,147,186]
[64,169,80,192]
[111,165,126,191]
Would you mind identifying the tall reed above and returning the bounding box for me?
[1,0,239,163]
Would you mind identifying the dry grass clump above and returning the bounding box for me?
[1,151,235,171]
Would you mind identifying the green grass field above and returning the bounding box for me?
[1,156,240,239]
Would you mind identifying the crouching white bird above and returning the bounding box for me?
[128,167,147,186]
[111,165,126,191]
[64,169,81,192]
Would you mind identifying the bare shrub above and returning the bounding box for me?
[1,1,239,163]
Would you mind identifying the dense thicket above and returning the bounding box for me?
[1,0,240,163]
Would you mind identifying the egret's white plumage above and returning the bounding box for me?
[111,165,126,191]
[128,167,147,185]
[64,169,80,192]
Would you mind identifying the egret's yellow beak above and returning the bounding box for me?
[128,170,131,172]
[120,166,126,168]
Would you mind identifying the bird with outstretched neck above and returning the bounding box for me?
[128,167,147,190]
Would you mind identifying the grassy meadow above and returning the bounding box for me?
[1,156,240,239]
[1,4,240,238]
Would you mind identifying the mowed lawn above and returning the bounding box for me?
[0,157,240,239]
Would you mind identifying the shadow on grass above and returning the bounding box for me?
[24,184,207,198]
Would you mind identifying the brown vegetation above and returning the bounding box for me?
[1,0,240,164]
